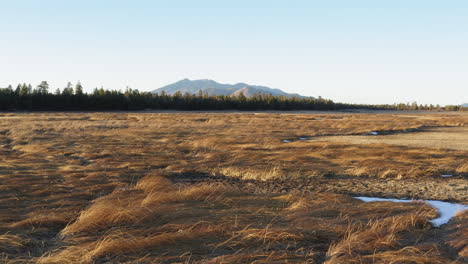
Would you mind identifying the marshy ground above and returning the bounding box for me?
[0,112,466,263]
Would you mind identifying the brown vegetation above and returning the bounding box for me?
[314,126,468,151]
[38,177,450,263]
[0,112,466,263]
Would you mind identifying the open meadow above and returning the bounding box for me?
[0,112,467,263]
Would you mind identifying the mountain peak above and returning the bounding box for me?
[152,79,309,98]
[176,78,190,83]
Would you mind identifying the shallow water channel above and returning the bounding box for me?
[355,197,468,227]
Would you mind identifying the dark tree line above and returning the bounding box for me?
[0,81,466,111]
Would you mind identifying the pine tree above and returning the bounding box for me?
[37,81,49,94]
[19,84,30,96]
[62,82,74,95]
[75,81,84,96]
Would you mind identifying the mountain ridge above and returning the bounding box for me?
[151,79,307,98]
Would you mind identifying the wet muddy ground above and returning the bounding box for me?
[174,172,468,203]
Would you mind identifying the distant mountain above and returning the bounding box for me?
[462,103,468,107]
[152,79,307,98]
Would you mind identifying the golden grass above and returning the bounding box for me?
[210,165,286,181]
[35,176,457,263]
[445,211,468,258]
[456,163,468,174]
[2,112,468,181]
[41,224,227,264]
[326,212,433,263]
[0,112,466,263]
[0,234,27,253]
[37,176,445,263]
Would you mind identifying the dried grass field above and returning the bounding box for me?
[0,112,467,263]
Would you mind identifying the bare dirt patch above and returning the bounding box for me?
[312,126,468,151]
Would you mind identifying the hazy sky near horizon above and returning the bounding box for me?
[1,0,467,105]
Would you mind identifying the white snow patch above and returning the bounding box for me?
[370,131,379,135]
[441,175,453,178]
[283,140,292,143]
[354,196,468,227]
[299,137,309,140]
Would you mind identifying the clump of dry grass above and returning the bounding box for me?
[216,226,304,250]
[456,163,468,174]
[445,211,468,258]
[61,195,150,235]
[9,216,69,230]
[203,251,318,264]
[141,180,234,206]
[325,211,447,264]
[41,224,227,264]
[361,246,453,264]
[134,174,173,193]
[211,165,285,181]
[0,233,28,254]
[62,175,238,236]
[346,165,431,178]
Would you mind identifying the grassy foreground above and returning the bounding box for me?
[0,112,467,263]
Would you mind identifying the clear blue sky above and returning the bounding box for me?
[1,0,467,105]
